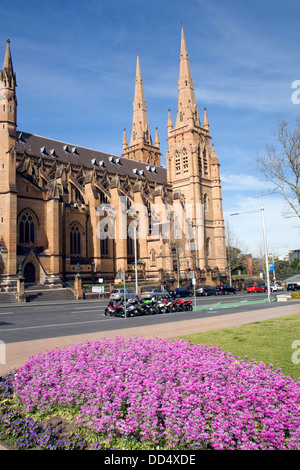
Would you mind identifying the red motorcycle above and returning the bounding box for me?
[173,298,193,311]
[104,300,125,317]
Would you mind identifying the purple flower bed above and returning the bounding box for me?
[13,336,300,450]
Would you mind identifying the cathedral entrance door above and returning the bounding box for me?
[24,262,36,284]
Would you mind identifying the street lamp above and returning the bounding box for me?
[230,204,271,303]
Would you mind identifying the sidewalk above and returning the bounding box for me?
[1,302,299,376]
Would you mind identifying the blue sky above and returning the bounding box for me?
[1,0,299,258]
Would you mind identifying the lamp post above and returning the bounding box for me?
[230,204,271,303]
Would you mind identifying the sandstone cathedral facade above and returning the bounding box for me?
[0,28,227,292]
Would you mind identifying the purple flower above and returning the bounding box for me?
[12,336,300,450]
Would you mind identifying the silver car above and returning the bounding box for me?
[110,288,138,302]
[141,288,169,300]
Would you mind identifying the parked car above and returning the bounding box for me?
[287,283,300,291]
[247,284,264,293]
[110,288,138,302]
[196,285,216,296]
[141,288,169,300]
[260,285,268,292]
[168,288,193,298]
[215,284,237,295]
[270,284,284,292]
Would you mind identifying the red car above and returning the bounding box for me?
[247,284,264,293]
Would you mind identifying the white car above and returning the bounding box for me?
[141,289,169,300]
[110,288,138,302]
[270,284,284,292]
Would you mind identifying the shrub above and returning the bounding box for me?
[12,336,300,450]
[291,291,300,299]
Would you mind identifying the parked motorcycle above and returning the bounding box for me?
[175,298,192,311]
[139,298,158,315]
[156,299,168,313]
[164,299,180,312]
[124,299,141,317]
[104,300,125,317]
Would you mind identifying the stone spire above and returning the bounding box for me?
[129,54,151,146]
[3,39,14,76]
[0,38,17,127]
[122,53,161,165]
[167,108,173,134]
[203,107,209,131]
[211,143,220,165]
[155,127,160,147]
[122,128,128,151]
[175,27,200,130]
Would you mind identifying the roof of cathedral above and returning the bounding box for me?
[16,131,167,184]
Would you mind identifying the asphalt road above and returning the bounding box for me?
[0,291,288,344]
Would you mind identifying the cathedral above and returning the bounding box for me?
[0,28,227,292]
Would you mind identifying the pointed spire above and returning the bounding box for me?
[3,39,14,75]
[122,128,128,151]
[203,107,209,131]
[211,144,220,165]
[155,127,160,148]
[167,109,173,133]
[129,53,150,146]
[175,27,200,130]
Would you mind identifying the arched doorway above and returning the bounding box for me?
[24,262,36,284]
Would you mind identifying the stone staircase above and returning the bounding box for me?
[24,285,75,303]
[0,292,17,304]
[0,287,76,304]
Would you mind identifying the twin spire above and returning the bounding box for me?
[123,26,210,165]
[122,53,161,166]
[174,27,201,129]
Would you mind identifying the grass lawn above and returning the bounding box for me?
[176,313,300,381]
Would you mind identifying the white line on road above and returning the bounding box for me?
[0,318,114,332]
[73,306,102,310]
[0,312,14,315]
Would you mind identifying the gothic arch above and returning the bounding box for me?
[18,209,39,245]
[69,221,84,256]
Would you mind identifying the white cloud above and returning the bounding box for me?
[221,173,274,192]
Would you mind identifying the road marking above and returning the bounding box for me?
[73,306,102,310]
[0,312,14,315]
[0,318,114,332]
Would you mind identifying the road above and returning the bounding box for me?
[0,291,288,344]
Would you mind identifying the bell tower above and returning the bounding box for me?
[0,39,18,283]
[167,28,227,274]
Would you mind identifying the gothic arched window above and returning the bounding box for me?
[19,211,36,245]
[70,223,81,255]
[182,147,189,173]
[175,149,181,175]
